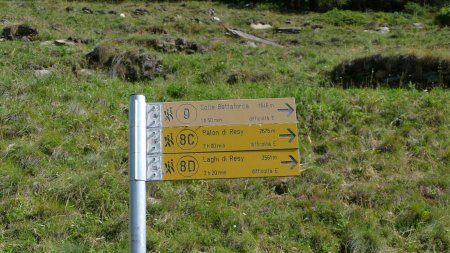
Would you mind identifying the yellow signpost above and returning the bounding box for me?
[131,95,301,252]
[158,149,300,181]
[160,98,297,127]
[160,123,298,153]
[145,97,301,181]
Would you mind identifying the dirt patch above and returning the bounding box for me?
[86,45,163,82]
[331,54,450,89]
[136,37,207,54]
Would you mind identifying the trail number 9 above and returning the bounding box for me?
[176,104,197,124]
[184,108,190,120]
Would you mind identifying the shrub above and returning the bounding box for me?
[404,2,426,16]
[314,9,369,26]
[436,6,450,26]
[317,0,349,12]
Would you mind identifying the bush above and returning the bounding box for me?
[217,0,447,12]
[314,9,369,26]
[436,6,450,26]
[404,2,426,15]
[317,0,349,12]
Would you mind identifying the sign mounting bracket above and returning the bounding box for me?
[146,103,163,181]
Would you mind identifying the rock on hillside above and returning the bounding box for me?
[1,24,38,40]
[86,46,163,82]
[332,54,450,89]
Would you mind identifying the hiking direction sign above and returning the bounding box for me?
[144,97,300,181]
[129,95,301,253]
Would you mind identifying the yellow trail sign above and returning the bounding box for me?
[143,96,302,182]
[160,123,298,153]
[160,98,296,127]
[158,149,300,181]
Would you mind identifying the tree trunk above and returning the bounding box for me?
[309,0,319,12]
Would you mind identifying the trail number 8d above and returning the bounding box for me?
[177,156,199,177]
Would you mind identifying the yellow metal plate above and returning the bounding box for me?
[161,98,296,127]
[160,150,300,181]
[160,123,298,153]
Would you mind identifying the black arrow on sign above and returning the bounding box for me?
[277,103,294,117]
[281,155,298,170]
[279,128,296,143]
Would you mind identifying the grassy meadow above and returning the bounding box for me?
[0,1,449,252]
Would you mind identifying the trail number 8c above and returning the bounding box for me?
[176,129,198,150]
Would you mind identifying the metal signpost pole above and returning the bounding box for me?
[129,95,146,253]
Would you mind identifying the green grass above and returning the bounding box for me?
[1,1,449,252]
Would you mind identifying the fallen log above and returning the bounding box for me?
[225,27,281,47]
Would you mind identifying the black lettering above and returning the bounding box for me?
[184,108,190,119]
[180,134,186,145]
[188,134,195,145]
[188,160,196,172]
[180,160,187,172]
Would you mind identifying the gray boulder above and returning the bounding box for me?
[86,46,163,82]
